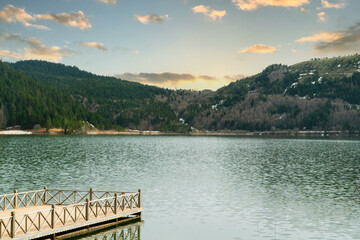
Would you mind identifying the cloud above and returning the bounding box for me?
[192,5,226,21]
[314,23,360,53]
[239,44,277,54]
[116,72,196,83]
[318,12,327,22]
[319,0,346,9]
[113,46,140,55]
[115,72,243,90]
[295,32,343,43]
[1,32,22,41]
[0,49,22,59]
[0,5,49,30]
[133,14,168,24]
[36,11,91,30]
[223,74,247,81]
[232,0,309,11]
[80,42,107,51]
[295,23,360,53]
[1,32,71,62]
[24,38,72,62]
[97,0,117,5]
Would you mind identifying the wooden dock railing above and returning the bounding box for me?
[0,188,141,239]
[0,189,46,211]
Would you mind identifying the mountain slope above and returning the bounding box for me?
[175,55,360,131]
[10,60,188,131]
[6,55,360,133]
[0,61,114,131]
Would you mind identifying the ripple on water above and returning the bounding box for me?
[0,136,359,240]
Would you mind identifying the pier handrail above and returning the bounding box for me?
[44,189,138,205]
[0,189,46,211]
[0,190,141,239]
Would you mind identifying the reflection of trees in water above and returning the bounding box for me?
[78,222,141,240]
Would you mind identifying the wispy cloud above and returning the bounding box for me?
[116,72,197,83]
[133,14,168,24]
[318,12,327,22]
[223,74,247,81]
[319,0,346,9]
[36,11,91,30]
[0,49,22,59]
[80,42,107,51]
[1,32,71,62]
[239,44,277,54]
[113,46,140,55]
[314,23,360,53]
[0,5,49,30]
[295,23,360,53]
[115,72,242,90]
[295,32,343,43]
[192,5,226,21]
[232,0,309,11]
[97,0,117,5]
[24,38,71,62]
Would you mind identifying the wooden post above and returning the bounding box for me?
[89,188,93,202]
[0,219,3,239]
[51,205,55,229]
[85,199,89,221]
[11,211,15,238]
[89,188,93,207]
[13,190,17,209]
[43,187,47,205]
[114,194,117,214]
[138,189,141,208]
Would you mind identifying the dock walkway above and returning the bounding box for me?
[0,188,143,239]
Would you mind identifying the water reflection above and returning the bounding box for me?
[72,221,142,240]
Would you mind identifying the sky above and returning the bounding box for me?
[0,0,360,90]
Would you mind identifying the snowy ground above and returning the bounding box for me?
[0,130,32,135]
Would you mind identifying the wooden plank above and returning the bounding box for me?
[12,208,143,240]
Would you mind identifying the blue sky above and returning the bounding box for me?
[0,0,359,90]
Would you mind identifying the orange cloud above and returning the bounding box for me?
[0,49,22,59]
[0,5,49,30]
[80,42,107,51]
[295,32,343,43]
[232,0,309,11]
[320,0,346,9]
[192,5,226,21]
[24,38,71,62]
[36,11,91,30]
[318,12,327,22]
[115,72,243,90]
[239,44,277,54]
[133,14,168,24]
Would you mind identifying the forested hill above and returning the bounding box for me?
[168,55,360,132]
[10,60,167,101]
[0,61,115,131]
[3,55,360,133]
[9,60,187,132]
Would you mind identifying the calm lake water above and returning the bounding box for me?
[0,136,359,240]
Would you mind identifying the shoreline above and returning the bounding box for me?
[0,128,359,137]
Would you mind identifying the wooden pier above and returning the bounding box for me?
[0,188,143,239]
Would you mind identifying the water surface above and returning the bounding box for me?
[0,136,359,239]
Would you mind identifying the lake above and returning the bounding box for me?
[0,136,359,240]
